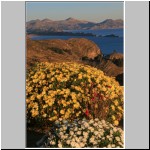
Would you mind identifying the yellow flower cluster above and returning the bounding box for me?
[26,62,123,125]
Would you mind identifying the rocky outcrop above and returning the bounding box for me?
[98,59,123,77]
[67,38,101,59]
[108,52,123,60]
[107,52,123,67]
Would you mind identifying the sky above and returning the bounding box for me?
[26,2,123,23]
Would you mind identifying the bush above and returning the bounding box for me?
[26,62,123,126]
[82,56,89,61]
[50,47,64,54]
[44,118,124,148]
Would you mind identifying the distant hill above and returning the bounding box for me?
[90,19,123,29]
[26,18,123,33]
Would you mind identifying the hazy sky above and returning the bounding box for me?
[26,2,123,22]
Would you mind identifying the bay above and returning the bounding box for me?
[30,29,123,55]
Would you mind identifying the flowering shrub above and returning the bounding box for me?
[45,118,124,148]
[26,62,123,125]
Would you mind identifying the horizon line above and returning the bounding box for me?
[26,17,124,23]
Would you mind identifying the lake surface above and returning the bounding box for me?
[65,28,123,37]
[31,29,124,55]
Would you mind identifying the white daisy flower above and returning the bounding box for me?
[58,143,62,148]
[66,140,70,145]
[80,143,85,148]
[77,131,81,135]
[107,144,112,148]
[115,136,121,142]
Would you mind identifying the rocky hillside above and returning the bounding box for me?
[27,37,123,85]
[107,52,123,67]
[26,18,123,33]
[27,38,101,67]
[107,52,123,60]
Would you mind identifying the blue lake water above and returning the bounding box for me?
[31,29,123,55]
[65,29,123,37]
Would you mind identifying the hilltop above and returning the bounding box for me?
[27,38,101,66]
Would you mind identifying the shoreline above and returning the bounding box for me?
[27,31,120,38]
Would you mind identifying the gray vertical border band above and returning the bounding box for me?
[1,1,25,149]
[125,1,149,149]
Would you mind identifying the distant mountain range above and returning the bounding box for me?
[26,18,123,33]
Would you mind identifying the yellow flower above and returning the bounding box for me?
[43,105,48,109]
[76,111,81,117]
[117,112,122,119]
[53,110,57,114]
[59,74,63,78]
[30,95,35,101]
[61,100,67,107]
[71,92,76,99]
[37,94,42,100]
[113,120,119,126]
[65,89,70,94]
[49,116,57,121]
[50,92,55,97]
[43,114,47,118]
[67,101,71,105]
[111,105,115,111]
[31,109,39,117]
[41,74,46,79]
[27,87,33,92]
[64,94,68,98]
[47,74,51,78]
[97,84,101,88]
[42,80,46,84]
[33,79,38,83]
[64,112,70,119]
[111,85,115,91]
[102,87,106,92]
[112,115,116,121]
[33,102,38,109]
[96,79,100,84]
[75,86,81,91]
[26,99,30,103]
[63,103,67,107]
[48,101,54,106]
[86,69,90,73]
[88,78,91,83]
[67,108,72,113]
[51,77,55,81]
[78,74,82,79]
[49,84,53,88]
[73,102,80,109]
[60,110,65,115]
[114,100,119,106]
[110,92,115,99]
[73,99,77,103]
[118,106,123,111]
